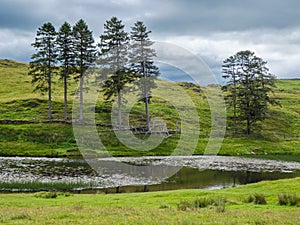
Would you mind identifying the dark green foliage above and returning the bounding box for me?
[130,21,159,127]
[177,197,226,211]
[158,203,170,209]
[253,193,267,204]
[278,193,300,206]
[99,17,132,126]
[177,200,192,211]
[223,50,279,135]
[73,19,96,75]
[278,193,289,205]
[57,21,75,120]
[244,194,255,203]
[34,192,58,199]
[72,19,97,120]
[288,194,300,206]
[34,191,72,199]
[193,197,214,208]
[245,193,267,204]
[222,55,239,134]
[29,22,58,119]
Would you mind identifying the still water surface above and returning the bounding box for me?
[0,156,299,192]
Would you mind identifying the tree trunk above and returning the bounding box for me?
[246,117,251,135]
[79,75,83,120]
[117,90,122,128]
[117,69,122,128]
[233,79,237,135]
[233,107,237,135]
[145,96,150,128]
[233,92,237,135]
[48,72,52,120]
[64,68,68,121]
[142,61,150,129]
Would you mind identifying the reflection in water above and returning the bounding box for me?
[123,168,300,193]
[0,156,299,192]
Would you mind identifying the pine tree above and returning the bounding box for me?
[223,50,279,135]
[73,19,96,120]
[29,22,57,120]
[222,55,239,134]
[130,21,159,128]
[99,16,131,127]
[56,21,75,120]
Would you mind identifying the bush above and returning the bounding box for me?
[288,194,300,206]
[215,198,226,213]
[278,193,289,205]
[34,192,57,199]
[194,198,213,208]
[159,203,169,209]
[177,200,192,211]
[253,193,267,205]
[178,197,226,212]
[244,194,255,203]
[278,193,300,206]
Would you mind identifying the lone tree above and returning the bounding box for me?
[222,55,239,134]
[222,50,278,135]
[73,19,97,120]
[56,21,75,120]
[29,22,57,120]
[99,16,131,127]
[130,21,159,128]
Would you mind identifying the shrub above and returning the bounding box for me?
[215,198,226,213]
[178,197,226,211]
[244,194,255,203]
[34,192,57,199]
[277,193,300,206]
[253,193,267,205]
[159,203,169,209]
[58,192,72,197]
[10,213,31,220]
[287,194,300,206]
[278,193,289,205]
[193,197,213,208]
[177,200,192,211]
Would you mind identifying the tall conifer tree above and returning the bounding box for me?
[130,21,159,128]
[29,22,57,120]
[57,21,74,120]
[73,19,96,120]
[99,17,131,127]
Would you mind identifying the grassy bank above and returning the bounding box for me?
[0,59,300,158]
[0,178,299,224]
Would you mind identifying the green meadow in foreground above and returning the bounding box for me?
[0,59,300,158]
[0,178,299,224]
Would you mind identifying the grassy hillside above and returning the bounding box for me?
[0,59,300,158]
[0,178,299,224]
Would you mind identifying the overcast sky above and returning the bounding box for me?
[1,0,300,82]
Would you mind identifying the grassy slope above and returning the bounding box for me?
[0,59,300,158]
[0,178,299,224]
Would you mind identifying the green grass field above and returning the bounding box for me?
[0,178,299,224]
[0,59,300,158]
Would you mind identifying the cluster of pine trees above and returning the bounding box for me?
[29,17,159,127]
[29,17,278,135]
[222,50,279,135]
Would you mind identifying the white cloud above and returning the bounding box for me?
[0,29,34,61]
[159,28,300,79]
[0,0,300,80]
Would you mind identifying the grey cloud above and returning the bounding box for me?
[2,0,300,35]
[0,0,300,79]
[145,0,300,35]
[0,29,34,61]
[0,1,43,30]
